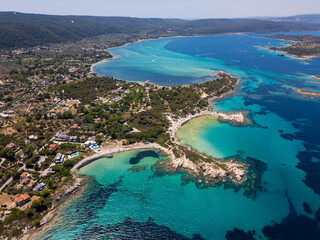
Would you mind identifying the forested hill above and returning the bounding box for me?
[1,11,320,49]
[270,14,320,24]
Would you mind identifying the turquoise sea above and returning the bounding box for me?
[39,33,320,239]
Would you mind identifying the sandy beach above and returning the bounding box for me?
[72,142,173,172]
[167,110,245,139]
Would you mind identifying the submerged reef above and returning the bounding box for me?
[129,150,160,164]
[74,217,205,240]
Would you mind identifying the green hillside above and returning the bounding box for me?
[0,12,319,49]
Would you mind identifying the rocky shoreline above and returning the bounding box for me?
[21,176,87,240]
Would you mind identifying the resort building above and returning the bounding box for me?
[54,153,65,164]
[84,140,97,148]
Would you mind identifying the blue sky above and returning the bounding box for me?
[1,0,320,18]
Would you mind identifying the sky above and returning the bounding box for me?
[1,0,320,19]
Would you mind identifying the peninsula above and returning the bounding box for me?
[0,43,265,238]
[266,34,320,60]
[0,30,265,239]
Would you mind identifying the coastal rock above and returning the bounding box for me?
[167,155,247,184]
[168,156,200,177]
[198,162,228,179]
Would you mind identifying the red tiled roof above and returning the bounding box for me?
[6,142,16,148]
[20,172,28,177]
[14,193,30,203]
[20,178,30,184]
[49,144,58,150]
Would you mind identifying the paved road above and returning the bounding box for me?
[0,177,13,192]
[0,162,35,192]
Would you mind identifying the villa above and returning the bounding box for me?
[14,193,31,207]
[5,142,17,150]
[20,178,30,186]
[20,172,30,179]
[49,143,58,151]
[33,183,46,192]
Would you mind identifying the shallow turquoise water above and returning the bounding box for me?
[40,33,320,239]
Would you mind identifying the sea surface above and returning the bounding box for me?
[39,33,320,239]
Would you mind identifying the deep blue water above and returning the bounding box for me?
[40,33,320,240]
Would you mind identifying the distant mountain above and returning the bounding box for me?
[0,12,319,49]
[269,14,320,24]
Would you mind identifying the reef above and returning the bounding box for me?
[74,217,205,240]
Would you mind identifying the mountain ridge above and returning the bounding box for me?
[0,11,319,49]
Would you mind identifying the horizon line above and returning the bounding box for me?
[1,10,320,20]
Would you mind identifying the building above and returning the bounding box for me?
[79,135,86,142]
[84,140,97,148]
[54,153,65,164]
[70,124,78,129]
[20,178,30,186]
[60,134,69,141]
[28,135,38,141]
[5,142,17,150]
[14,193,31,207]
[33,183,46,192]
[69,136,78,142]
[0,113,10,119]
[49,143,58,151]
[20,172,30,179]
